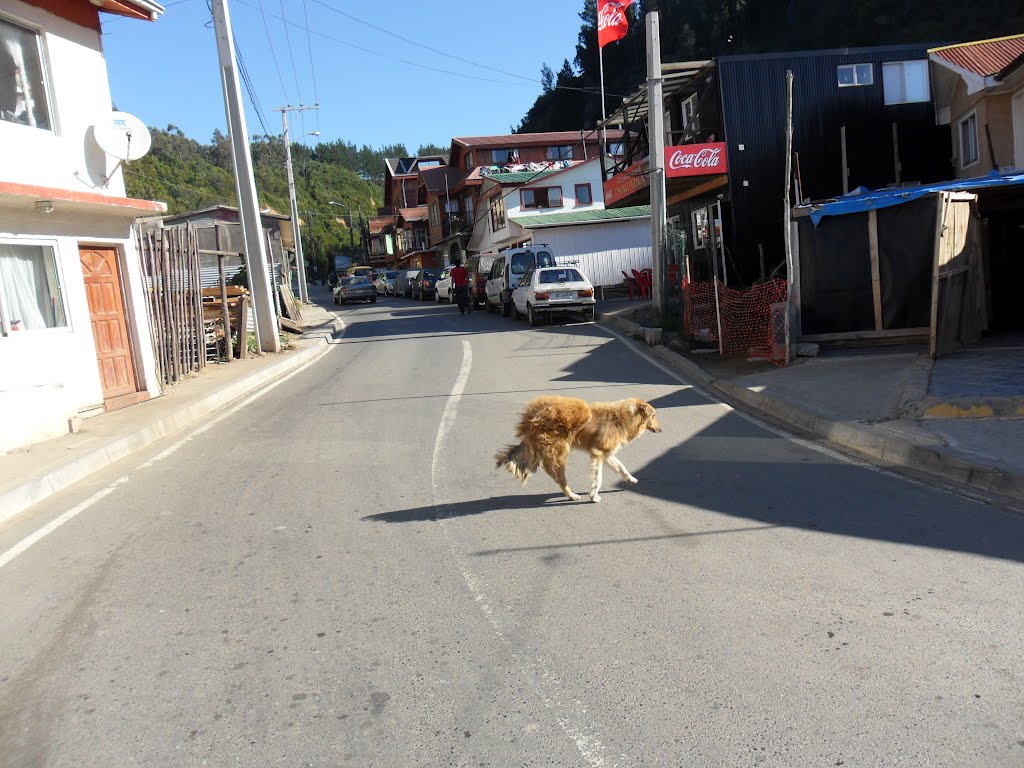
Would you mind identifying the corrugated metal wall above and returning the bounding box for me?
[528,219,652,287]
[718,46,953,284]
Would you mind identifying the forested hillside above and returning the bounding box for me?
[123,126,443,278]
[518,0,1023,132]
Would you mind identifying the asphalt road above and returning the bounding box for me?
[2,293,1023,767]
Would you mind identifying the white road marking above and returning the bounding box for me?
[429,338,622,768]
[0,341,341,571]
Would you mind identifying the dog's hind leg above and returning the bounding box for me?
[607,454,638,485]
[542,446,580,502]
[589,454,604,502]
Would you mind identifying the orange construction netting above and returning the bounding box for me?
[682,278,788,362]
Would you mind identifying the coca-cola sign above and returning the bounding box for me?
[664,142,728,178]
[597,0,633,48]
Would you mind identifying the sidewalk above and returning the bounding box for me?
[0,300,343,525]
[598,299,1024,507]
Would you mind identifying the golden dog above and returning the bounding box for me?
[494,395,661,502]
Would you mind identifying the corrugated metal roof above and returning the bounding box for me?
[419,165,463,193]
[512,205,651,228]
[930,34,1024,77]
[453,129,625,148]
[398,206,428,221]
[479,170,562,185]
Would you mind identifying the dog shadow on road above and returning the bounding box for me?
[361,490,628,524]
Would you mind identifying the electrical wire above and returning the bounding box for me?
[301,0,321,135]
[256,0,291,103]
[277,0,307,138]
[235,35,273,137]
[234,0,618,96]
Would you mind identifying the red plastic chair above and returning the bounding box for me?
[622,270,639,300]
[633,269,652,300]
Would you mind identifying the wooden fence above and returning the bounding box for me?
[135,224,206,387]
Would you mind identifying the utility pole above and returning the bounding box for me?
[646,11,667,316]
[274,105,318,304]
[210,0,279,353]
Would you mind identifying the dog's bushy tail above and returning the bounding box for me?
[494,442,539,485]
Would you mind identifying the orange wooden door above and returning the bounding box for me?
[80,246,139,403]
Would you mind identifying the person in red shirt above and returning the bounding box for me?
[450,258,471,315]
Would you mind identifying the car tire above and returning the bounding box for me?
[371,295,377,303]
[332,294,338,305]
[434,290,440,303]
[584,307,594,322]
[513,303,522,320]
[486,300,495,313]
[501,298,511,317]
[527,304,538,326]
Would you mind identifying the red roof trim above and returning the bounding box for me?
[0,181,167,213]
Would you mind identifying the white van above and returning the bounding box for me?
[484,247,556,317]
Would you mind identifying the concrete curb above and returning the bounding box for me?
[598,315,1024,505]
[0,318,342,524]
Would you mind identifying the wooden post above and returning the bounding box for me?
[783,69,795,365]
[928,192,947,358]
[236,292,249,359]
[840,125,849,194]
[892,123,902,185]
[218,254,233,362]
[868,209,883,331]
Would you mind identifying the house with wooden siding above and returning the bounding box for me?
[929,34,1024,176]
[0,0,166,454]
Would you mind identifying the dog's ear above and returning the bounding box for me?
[637,401,654,419]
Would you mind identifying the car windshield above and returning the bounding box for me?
[510,253,532,275]
[343,277,370,285]
[386,271,399,278]
[538,269,583,284]
[422,270,438,278]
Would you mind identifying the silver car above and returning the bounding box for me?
[333,276,377,304]
[375,269,400,295]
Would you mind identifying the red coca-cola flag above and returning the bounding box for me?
[598,0,634,49]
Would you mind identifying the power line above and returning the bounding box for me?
[277,0,307,138]
[235,36,272,136]
[256,0,290,103]
[234,0,543,87]
[311,0,537,84]
[301,0,321,135]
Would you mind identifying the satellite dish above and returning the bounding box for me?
[93,111,152,162]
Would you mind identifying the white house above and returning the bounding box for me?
[0,0,166,454]
[468,158,606,254]
[512,205,653,289]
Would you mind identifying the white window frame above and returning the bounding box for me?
[681,93,700,137]
[0,12,56,134]
[0,237,70,337]
[959,110,980,169]
[882,60,930,105]
[837,63,874,88]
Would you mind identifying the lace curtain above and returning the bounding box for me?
[0,243,66,331]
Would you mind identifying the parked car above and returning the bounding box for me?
[375,269,400,295]
[413,269,440,300]
[333,275,377,304]
[510,266,595,325]
[434,267,453,303]
[485,247,556,317]
[394,269,420,298]
[467,252,497,309]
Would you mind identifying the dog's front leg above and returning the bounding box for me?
[607,455,638,485]
[589,455,604,502]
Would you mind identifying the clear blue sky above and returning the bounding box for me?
[101,0,588,152]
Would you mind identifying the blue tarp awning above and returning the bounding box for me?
[803,171,1024,226]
